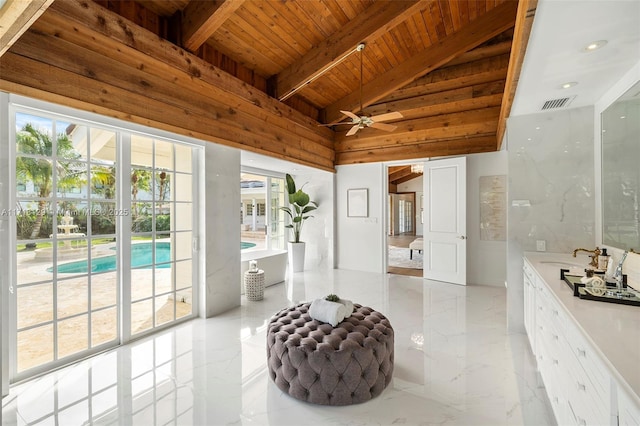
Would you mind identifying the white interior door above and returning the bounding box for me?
[423,157,467,285]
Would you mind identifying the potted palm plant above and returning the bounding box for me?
[280,173,318,272]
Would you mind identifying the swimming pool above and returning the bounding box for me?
[52,241,258,273]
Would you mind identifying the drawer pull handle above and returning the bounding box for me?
[553,309,559,316]
[553,359,559,365]
[553,334,558,340]
[577,348,586,357]
[577,382,586,391]
[578,418,586,426]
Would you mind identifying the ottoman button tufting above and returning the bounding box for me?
[267,302,394,406]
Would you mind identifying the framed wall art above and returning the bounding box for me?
[347,188,368,217]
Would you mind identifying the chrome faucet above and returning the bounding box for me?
[612,250,629,292]
[572,247,601,268]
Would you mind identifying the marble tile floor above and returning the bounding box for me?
[2,269,556,426]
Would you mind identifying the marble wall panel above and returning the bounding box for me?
[507,106,595,331]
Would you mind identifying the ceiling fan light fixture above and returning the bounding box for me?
[411,164,424,174]
[332,43,403,136]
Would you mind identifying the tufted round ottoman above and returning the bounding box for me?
[266,302,394,406]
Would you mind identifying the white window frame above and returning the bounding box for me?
[1,94,202,389]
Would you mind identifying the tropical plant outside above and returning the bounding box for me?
[16,123,80,239]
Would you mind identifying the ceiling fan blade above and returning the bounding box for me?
[318,122,354,127]
[345,124,360,136]
[370,122,397,132]
[370,111,403,122]
[340,110,361,121]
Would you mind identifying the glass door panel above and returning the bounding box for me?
[129,134,194,337]
[14,112,119,378]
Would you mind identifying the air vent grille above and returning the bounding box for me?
[541,96,575,111]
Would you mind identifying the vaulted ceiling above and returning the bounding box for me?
[0,0,536,172]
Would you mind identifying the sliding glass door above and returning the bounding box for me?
[10,108,199,382]
[240,173,286,251]
[128,135,196,337]
[13,113,119,378]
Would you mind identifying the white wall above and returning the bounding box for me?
[290,170,334,270]
[336,155,508,281]
[336,163,385,273]
[467,151,508,286]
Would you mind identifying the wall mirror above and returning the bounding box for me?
[602,80,640,251]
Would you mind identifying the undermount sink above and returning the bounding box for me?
[539,261,584,268]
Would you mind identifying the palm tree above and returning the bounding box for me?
[91,165,116,199]
[131,169,152,219]
[16,123,78,240]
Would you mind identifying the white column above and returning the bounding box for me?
[201,143,241,317]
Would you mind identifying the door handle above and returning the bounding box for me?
[457,236,466,240]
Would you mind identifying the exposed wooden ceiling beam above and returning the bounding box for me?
[274,0,428,101]
[389,166,413,181]
[1,0,335,171]
[336,135,497,165]
[496,0,538,149]
[323,0,518,123]
[381,54,509,103]
[182,0,246,53]
[0,0,53,57]
[365,82,505,120]
[335,107,500,150]
[394,172,422,185]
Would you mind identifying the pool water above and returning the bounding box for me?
[52,241,257,273]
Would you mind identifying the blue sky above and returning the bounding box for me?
[16,112,71,136]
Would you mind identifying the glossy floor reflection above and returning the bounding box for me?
[2,269,555,425]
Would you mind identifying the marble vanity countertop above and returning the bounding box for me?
[524,252,640,404]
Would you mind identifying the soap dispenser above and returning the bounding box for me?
[598,248,610,270]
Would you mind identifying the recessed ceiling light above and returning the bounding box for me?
[620,115,626,119]
[535,126,541,130]
[561,82,578,89]
[584,40,607,52]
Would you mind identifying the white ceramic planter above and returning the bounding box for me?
[288,241,305,272]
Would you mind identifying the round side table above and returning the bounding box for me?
[244,269,265,301]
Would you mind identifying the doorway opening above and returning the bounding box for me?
[387,164,424,277]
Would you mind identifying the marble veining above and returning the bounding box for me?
[2,269,555,425]
[506,106,595,332]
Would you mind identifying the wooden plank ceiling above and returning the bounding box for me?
[0,0,536,171]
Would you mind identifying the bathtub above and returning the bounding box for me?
[241,249,288,292]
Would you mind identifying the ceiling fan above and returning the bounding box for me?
[321,43,403,136]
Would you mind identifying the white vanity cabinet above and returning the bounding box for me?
[523,256,639,426]
[619,385,640,426]
[523,261,537,354]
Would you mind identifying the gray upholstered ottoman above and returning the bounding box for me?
[267,302,394,405]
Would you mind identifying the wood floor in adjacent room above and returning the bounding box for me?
[387,234,422,277]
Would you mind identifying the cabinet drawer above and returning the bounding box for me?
[565,350,609,425]
[565,325,610,403]
[618,385,640,426]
